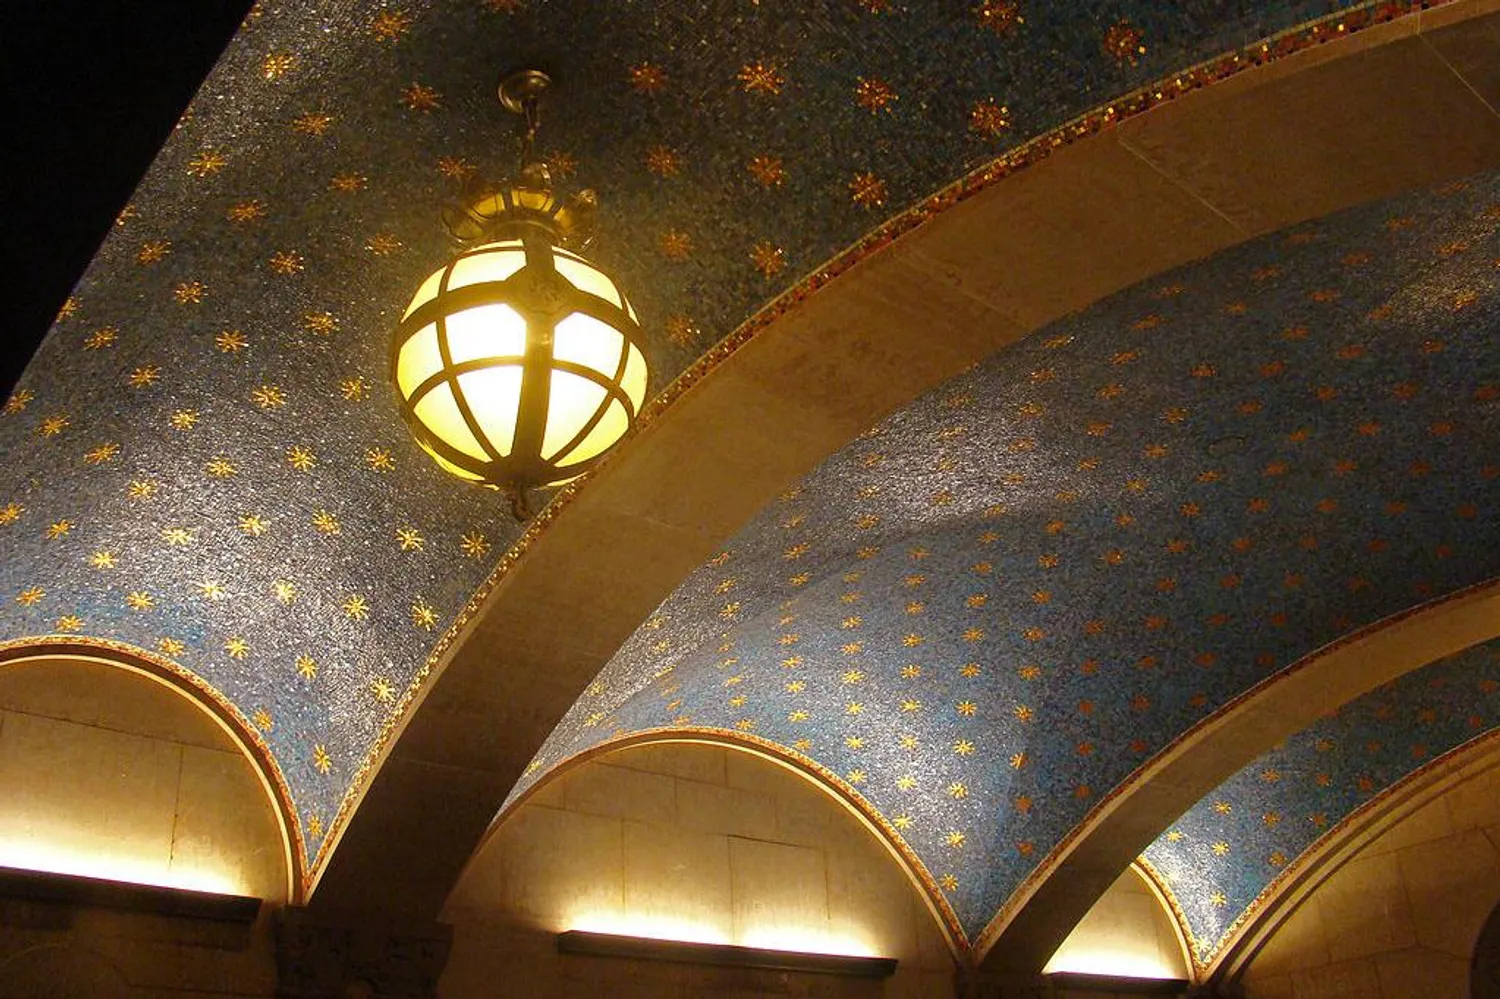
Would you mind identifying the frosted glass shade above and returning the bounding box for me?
[392,238,648,492]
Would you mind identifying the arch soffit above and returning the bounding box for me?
[310,0,1500,920]
[1197,728,1500,985]
[977,580,1500,969]
[0,638,302,902]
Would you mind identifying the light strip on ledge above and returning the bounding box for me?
[0,865,261,923]
[556,930,898,979]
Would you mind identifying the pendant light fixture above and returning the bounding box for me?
[391,70,649,519]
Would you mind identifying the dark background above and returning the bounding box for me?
[1,1,254,399]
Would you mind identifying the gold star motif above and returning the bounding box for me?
[664,314,700,348]
[274,580,298,605]
[1103,20,1146,65]
[215,330,249,353]
[287,446,316,471]
[975,0,1023,34]
[252,385,287,409]
[400,83,441,112]
[460,532,490,558]
[252,708,273,731]
[16,586,45,607]
[38,414,69,436]
[365,447,394,471]
[342,595,369,620]
[127,365,160,388]
[0,502,22,524]
[312,744,332,774]
[296,655,318,680]
[738,61,785,96]
[435,155,475,179]
[83,442,120,464]
[157,637,185,655]
[161,526,194,546]
[628,62,667,94]
[312,510,341,535]
[124,480,158,502]
[125,591,154,611]
[54,614,85,632]
[224,637,250,659]
[291,112,333,136]
[947,783,969,800]
[56,296,80,319]
[198,580,226,600]
[186,151,227,177]
[848,171,887,208]
[330,172,367,192]
[342,377,369,401]
[84,326,117,350]
[45,520,73,539]
[946,830,966,849]
[1212,841,1230,856]
[268,250,305,275]
[4,388,34,414]
[854,77,897,113]
[366,233,403,256]
[303,311,338,335]
[174,281,206,304]
[750,241,786,278]
[89,550,117,569]
[395,527,424,551]
[371,677,396,702]
[136,240,170,265]
[747,154,786,187]
[370,9,412,41]
[167,409,199,431]
[262,53,294,80]
[954,739,975,756]
[658,230,692,260]
[227,200,265,223]
[239,514,270,536]
[645,146,683,177]
[969,99,1011,138]
[206,457,237,478]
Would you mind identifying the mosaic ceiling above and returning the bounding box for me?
[514,174,1500,946]
[1143,635,1500,973]
[0,0,1466,885]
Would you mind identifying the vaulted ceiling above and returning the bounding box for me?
[1,1,1498,955]
[513,171,1500,946]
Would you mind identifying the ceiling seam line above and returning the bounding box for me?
[1419,31,1500,121]
[1112,132,1247,235]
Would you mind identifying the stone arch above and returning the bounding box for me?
[980,580,1500,971]
[480,730,964,958]
[0,639,300,901]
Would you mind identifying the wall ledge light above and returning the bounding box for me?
[555,930,898,978]
[0,865,261,924]
[1046,970,1190,994]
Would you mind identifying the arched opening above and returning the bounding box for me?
[1221,734,1500,997]
[0,649,292,901]
[442,739,957,997]
[1045,864,1191,984]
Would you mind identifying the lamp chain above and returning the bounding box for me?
[519,94,542,170]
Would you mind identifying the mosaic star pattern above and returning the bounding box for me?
[1144,637,1500,970]
[513,175,1500,944]
[0,0,1462,881]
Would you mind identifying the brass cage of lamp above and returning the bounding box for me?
[390,223,649,505]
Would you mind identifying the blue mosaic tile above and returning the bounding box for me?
[0,0,1448,878]
[516,173,1500,942]
[1143,638,1500,969]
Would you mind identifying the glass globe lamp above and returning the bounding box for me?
[390,71,649,517]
